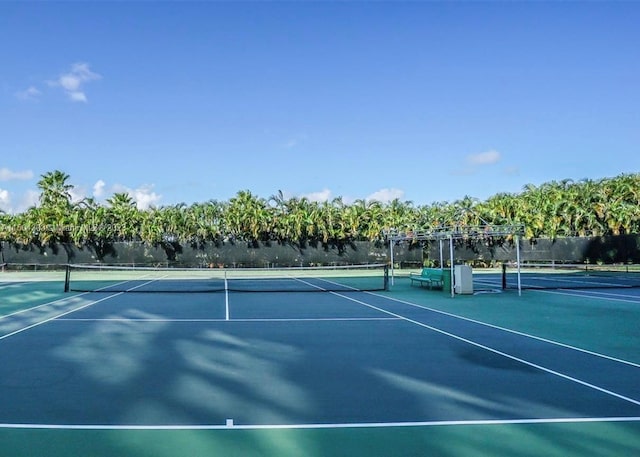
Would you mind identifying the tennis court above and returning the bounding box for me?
[1,266,640,456]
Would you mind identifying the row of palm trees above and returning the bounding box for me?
[1,170,639,259]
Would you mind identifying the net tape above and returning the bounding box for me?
[64,263,389,293]
[502,263,640,290]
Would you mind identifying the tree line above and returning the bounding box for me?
[1,170,639,260]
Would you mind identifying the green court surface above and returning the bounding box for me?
[1,269,639,456]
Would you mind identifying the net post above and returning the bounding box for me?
[389,238,395,286]
[449,234,455,298]
[501,263,507,290]
[64,264,70,292]
[516,234,522,296]
[384,264,390,291]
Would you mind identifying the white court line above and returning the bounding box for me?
[561,288,640,300]
[225,275,230,321]
[55,317,402,323]
[317,274,635,368]
[218,274,355,322]
[366,292,640,369]
[524,276,632,289]
[331,292,640,407]
[0,293,124,341]
[534,287,640,304]
[475,275,640,294]
[1,283,132,320]
[1,416,639,430]
[0,276,156,322]
[0,294,86,321]
[0,282,27,290]
[474,276,640,303]
[0,278,161,342]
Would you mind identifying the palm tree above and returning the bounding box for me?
[181,201,224,249]
[25,170,76,253]
[37,170,73,209]
[269,191,307,245]
[317,199,339,246]
[107,192,140,241]
[383,198,416,235]
[361,199,385,241]
[225,190,271,245]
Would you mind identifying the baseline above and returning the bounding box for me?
[1,416,639,430]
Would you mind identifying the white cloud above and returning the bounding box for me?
[15,86,41,101]
[49,62,101,103]
[69,185,88,204]
[133,186,162,210]
[113,184,162,210]
[93,179,106,198]
[0,168,34,181]
[69,91,88,103]
[301,188,332,202]
[0,188,10,212]
[467,149,501,165]
[366,188,405,203]
[22,189,40,209]
[286,189,405,205]
[0,188,42,214]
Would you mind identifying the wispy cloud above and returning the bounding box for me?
[283,138,299,149]
[466,149,501,166]
[15,86,41,101]
[449,167,477,176]
[0,168,34,181]
[281,133,308,150]
[450,149,503,176]
[503,165,520,176]
[49,62,101,103]
[366,188,405,203]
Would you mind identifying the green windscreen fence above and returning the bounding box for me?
[423,235,640,265]
[1,240,420,268]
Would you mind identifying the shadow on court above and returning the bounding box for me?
[1,277,640,456]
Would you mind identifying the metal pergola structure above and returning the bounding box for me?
[384,224,526,297]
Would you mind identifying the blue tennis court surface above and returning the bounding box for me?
[1,273,640,456]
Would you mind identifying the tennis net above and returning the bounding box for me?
[64,263,389,293]
[502,263,640,290]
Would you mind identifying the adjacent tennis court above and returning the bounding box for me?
[1,266,639,456]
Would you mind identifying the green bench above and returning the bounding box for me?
[409,268,445,289]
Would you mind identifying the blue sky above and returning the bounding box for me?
[1,1,639,213]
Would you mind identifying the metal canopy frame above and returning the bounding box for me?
[385,224,525,296]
